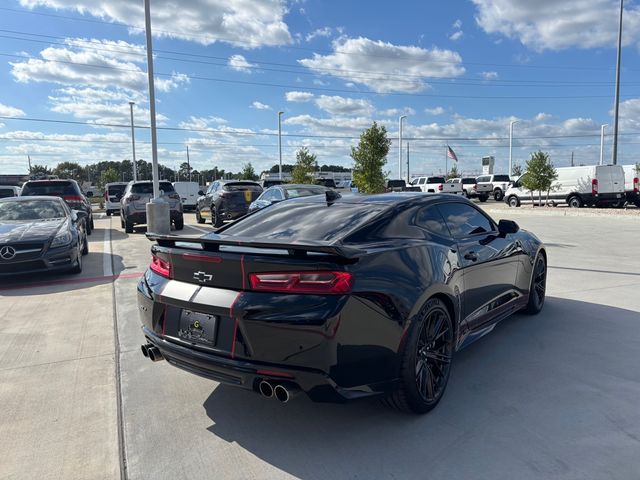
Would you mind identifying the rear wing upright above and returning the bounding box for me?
[146,232,365,260]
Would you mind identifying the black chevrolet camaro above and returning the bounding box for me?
[0,196,88,276]
[138,193,546,413]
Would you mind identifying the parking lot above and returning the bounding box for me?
[1,208,639,480]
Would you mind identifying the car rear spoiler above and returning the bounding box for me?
[146,232,365,259]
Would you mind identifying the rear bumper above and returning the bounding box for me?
[125,210,183,225]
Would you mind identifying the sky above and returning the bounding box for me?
[1,0,640,177]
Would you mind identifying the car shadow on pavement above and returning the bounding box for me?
[200,296,640,479]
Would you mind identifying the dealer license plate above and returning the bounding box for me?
[177,309,218,346]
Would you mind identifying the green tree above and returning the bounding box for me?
[512,163,523,177]
[30,164,52,177]
[53,162,84,181]
[351,122,391,194]
[239,162,258,181]
[520,151,558,206]
[446,164,459,180]
[291,147,317,184]
[99,167,120,188]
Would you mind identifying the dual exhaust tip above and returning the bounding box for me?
[259,380,298,403]
[141,343,164,362]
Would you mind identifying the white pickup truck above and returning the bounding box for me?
[411,176,463,194]
[475,174,513,201]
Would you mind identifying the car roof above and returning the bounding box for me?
[0,195,65,203]
[220,180,260,184]
[285,192,471,208]
[24,179,76,184]
[281,184,328,190]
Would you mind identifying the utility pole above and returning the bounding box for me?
[129,101,138,181]
[571,151,574,167]
[278,111,284,179]
[600,124,608,165]
[143,0,169,233]
[186,145,191,182]
[406,142,410,183]
[398,115,407,179]
[509,120,519,176]
[612,0,624,165]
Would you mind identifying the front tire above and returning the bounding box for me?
[125,218,134,233]
[213,208,223,228]
[508,195,520,208]
[196,209,205,224]
[524,254,546,315]
[385,298,454,414]
[70,245,83,274]
[478,195,488,202]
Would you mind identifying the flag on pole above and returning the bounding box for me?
[446,146,458,162]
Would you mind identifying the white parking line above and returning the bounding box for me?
[103,218,113,277]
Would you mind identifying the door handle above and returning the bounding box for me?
[464,252,478,261]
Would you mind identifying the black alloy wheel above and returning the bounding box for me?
[386,298,454,414]
[494,189,504,201]
[524,254,546,314]
[81,228,89,255]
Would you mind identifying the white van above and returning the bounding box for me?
[172,181,200,210]
[621,164,640,207]
[504,165,625,208]
[103,182,128,216]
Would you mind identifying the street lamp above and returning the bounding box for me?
[509,120,519,177]
[600,124,609,165]
[398,115,407,179]
[129,101,138,181]
[278,111,284,180]
[612,0,624,165]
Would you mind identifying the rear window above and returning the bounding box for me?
[386,180,405,188]
[285,187,326,198]
[427,177,446,184]
[462,178,476,184]
[221,200,386,242]
[107,184,126,195]
[21,181,76,196]
[493,175,511,182]
[223,183,262,192]
[0,188,17,198]
[131,182,174,194]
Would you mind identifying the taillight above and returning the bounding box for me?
[104,191,108,200]
[63,195,83,202]
[634,177,639,193]
[249,271,353,294]
[150,254,171,278]
[129,194,141,201]
[591,178,598,195]
[438,184,443,191]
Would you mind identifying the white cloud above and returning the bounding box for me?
[314,95,374,116]
[251,101,271,110]
[472,0,640,51]
[614,98,640,130]
[11,39,188,93]
[452,19,463,30]
[299,37,465,93]
[449,31,464,41]
[481,71,499,80]
[19,0,292,48]
[425,106,445,115]
[228,54,254,73]
[306,27,333,42]
[285,91,315,102]
[379,107,416,116]
[0,103,26,117]
[535,112,553,122]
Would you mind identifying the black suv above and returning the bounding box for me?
[196,180,262,227]
[20,179,94,234]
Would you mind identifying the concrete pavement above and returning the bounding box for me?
[1,211,639,480]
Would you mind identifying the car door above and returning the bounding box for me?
[436,202,520,333]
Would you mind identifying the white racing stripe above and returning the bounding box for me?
[103,218,113,277]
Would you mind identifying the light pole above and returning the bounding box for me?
[509,120,519,177]
[143,0,169,233]
[600,124,609,165]
[278,111,284,180]
[129,101,138,181]
[398,115,407,179]
[612,0,624,165]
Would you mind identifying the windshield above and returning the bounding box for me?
[0,200,67,220]
[284,186,326,198]
[493,175,511,182]
[21,182,76,196]
[107,184,126,195]
[130,182,175,194]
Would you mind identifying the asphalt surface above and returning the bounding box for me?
[1,207,639,480]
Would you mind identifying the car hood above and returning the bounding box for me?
[0,219,66,244]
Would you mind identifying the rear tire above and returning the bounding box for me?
[196,209,205,224]
[478,195,488,202]
[213,208,223,228]
[494,189,504,201]
[106,210,112,216]
[524,254,546,315]
[174,216,184,230]
[385,298,454,414]
[568,196,583,208]
[125,219,134,233]
[81,231,89,255]
[508,196,520,208]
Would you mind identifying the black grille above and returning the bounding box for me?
[0,260,45,274]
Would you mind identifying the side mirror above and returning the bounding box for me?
[72,210,87,223]
[198,190,204,196]
[498,219,519,235]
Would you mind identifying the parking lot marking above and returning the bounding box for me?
[103,218,113,277]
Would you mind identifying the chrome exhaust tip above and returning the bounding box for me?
[140,343,151,358]
[147,346,164,362]
[259,380,274,398]
[273,384,290,403]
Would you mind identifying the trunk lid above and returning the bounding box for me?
[595,165,625,194]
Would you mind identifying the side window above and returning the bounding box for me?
[272,189,284,200]
[436,203,495,238]
[418,178,426,185]
[261,190,275,201]
[415,206,451,237]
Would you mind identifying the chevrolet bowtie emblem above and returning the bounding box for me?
[193,271,213,283]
